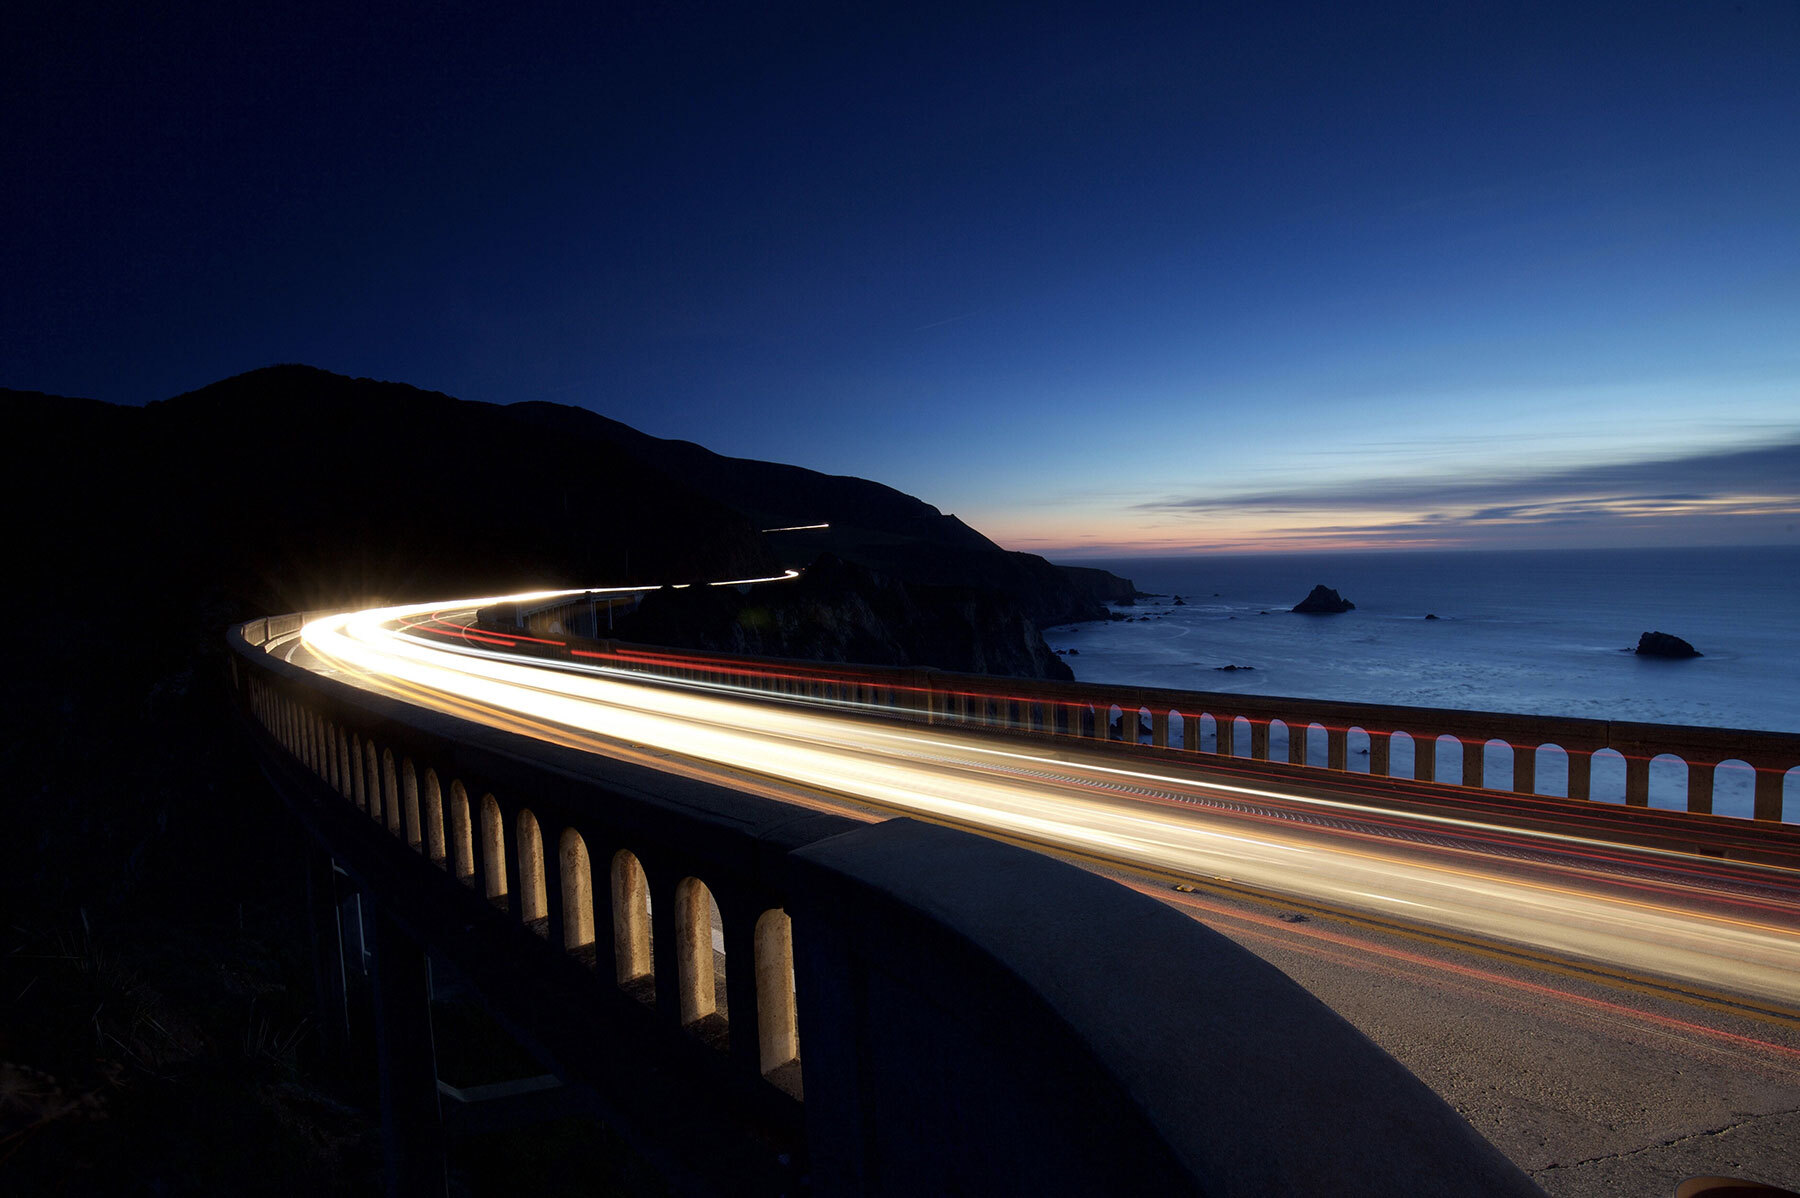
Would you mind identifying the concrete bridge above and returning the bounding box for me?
[232,602,1800,1196]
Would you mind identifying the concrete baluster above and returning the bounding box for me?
[1413,735,1436,783]
[476,796,510,910]
[1512,744,1536,795]
[1566,750,1591,800]
[1686,760,1715,815]
[1215,715,1234,757]
[753,909,799,1079]
[1328,727,1348,771]
[1753,764,1782,822]
[1624,753,1650,807]
[674,878,717,1027]
[1287,723,1307,766]
[1368,731,1391,777]
[1151,710,1170,749]
[1462,739,1483,789]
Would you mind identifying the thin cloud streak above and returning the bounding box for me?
[1137,440,1800,516]
[1016,440,1800,556]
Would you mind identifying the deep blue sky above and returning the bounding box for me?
[6,1,1798,553]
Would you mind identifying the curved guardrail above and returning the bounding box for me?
[479,595,1800,826]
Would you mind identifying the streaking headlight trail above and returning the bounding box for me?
[289,590,1800,1009]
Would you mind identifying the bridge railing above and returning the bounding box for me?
[232,613,1542,1196]
[480,597,1800,825]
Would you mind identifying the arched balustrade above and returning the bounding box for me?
[265,651,1800,831]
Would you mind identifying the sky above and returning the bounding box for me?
[6,1,1798,556]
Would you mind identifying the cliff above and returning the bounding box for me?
[1057,564,1147,607]
[613,555,1074,680]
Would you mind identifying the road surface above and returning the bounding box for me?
[276,592,1800,1196]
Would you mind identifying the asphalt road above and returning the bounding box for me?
[280,595,1800,1196]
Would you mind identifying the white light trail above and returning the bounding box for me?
[296,592,1800,1008]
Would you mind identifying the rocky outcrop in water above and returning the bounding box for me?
[1292,584,1355,614]
[1635,631,1702,659]
[1056,564,1145,608]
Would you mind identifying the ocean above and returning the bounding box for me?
[1043,546,1799,818]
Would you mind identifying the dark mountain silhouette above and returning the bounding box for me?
[11,366,776,621]
[11,364,1128,631]
[501,398,1124,627]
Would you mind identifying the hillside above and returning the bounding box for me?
[500,397,1123,626]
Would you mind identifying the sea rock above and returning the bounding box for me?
[1424,613,1439,621]
[1213,664,1255,672]
[1292,584,1355,614]
[1172,595,1186,605]
[1635,631,1702,659]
